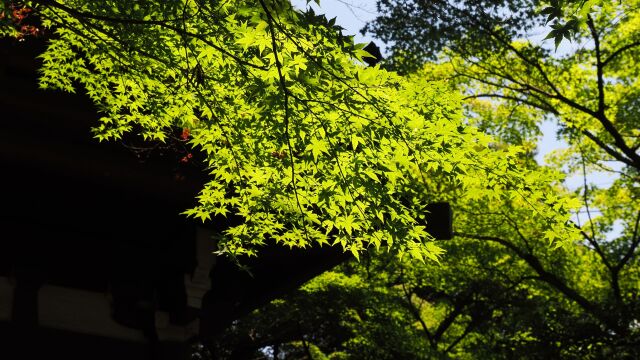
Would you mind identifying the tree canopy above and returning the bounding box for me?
[1,0,579,260]
[191,0,640,358]
[6,1,638,356]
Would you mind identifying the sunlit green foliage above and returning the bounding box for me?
[0,0,580,259]
[3,0,637,357]
[236,0,640,357]
[204,1,640,357]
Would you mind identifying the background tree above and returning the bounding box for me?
[215,142,637,359]
[361,0,640,355]
[4,1,628,357]
[207,1,640,358]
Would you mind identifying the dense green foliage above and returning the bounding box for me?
[216,245,632,359]
[0,0,578,260]
[362,0,544,72]
[205,0,640,358]
[3,0,637,358]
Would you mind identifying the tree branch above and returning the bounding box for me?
[587,15,606,116]
[459,14,640,170]
[615,210,640,272]
[433,300,468,343]
[460,10,563,97]
[581,129,637,168]
[453,232,620,332]
[401,281,435,348]
[603,41,640,67]
[579,149,613,271]
[36,0,268,71]
[463,93,559,115]
[444,319,474,354]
